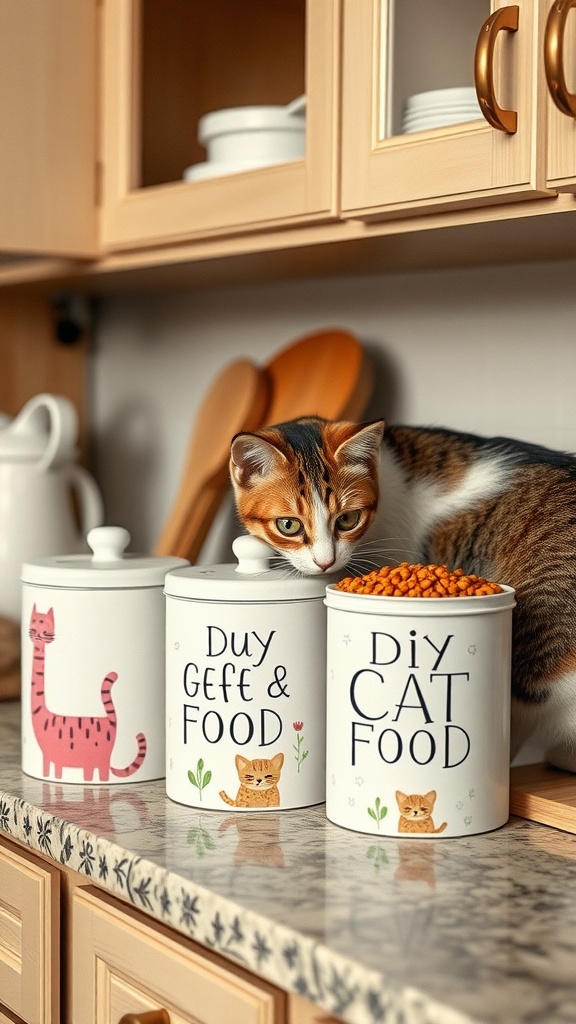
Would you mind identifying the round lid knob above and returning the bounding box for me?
[232,535,273,574]
[88,526,131,563]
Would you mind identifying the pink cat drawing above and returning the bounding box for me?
[29,605,147,782]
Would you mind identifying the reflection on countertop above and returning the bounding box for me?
[1,700,576,1024]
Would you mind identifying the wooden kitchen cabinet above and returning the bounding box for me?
[73,886,286,1024]
[340,0,552,220]
[0,834,337,1024]
[1,0,576,279]
[99,0,339,251]
[0,836,59,1024]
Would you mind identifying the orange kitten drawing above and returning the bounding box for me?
[396,790,447,834]
[220,753,284,808]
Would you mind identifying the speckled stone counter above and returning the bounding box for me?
[1,700,576,1024]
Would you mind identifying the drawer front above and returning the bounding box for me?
[73,887,285,1024]
[0,838,59,1024]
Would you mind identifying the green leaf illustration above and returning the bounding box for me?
[187,760,213,801]
[368,796,388,828]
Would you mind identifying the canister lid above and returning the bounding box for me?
[165,535,330,601]
[21,526,189,589]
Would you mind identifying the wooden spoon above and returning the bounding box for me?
[155,359,269,559]
[262,327,373,425]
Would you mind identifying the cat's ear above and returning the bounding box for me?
[235,754,249,771]
[272,752,284,769]
[424,790,437,804]
[395,790,407,805]
[230,433,288,487]
[333,419,385,467]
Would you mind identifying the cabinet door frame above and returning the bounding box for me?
[545,0,576,189]
[100,0,340,251]
[0,0,98,257]
[0,836,60,1024]
[341,0,552,220]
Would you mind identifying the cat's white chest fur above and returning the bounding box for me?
[367,448,511,560]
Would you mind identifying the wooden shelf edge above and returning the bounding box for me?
[510,762,576,834]
[0,192,575,295]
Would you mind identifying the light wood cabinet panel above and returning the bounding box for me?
[100,0,339,251]
[0,837,59,1024]
[0,0,98,257]
[73,887,287,1024]
[341,0,552,220]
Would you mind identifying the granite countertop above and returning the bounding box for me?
[1,700,576,1024]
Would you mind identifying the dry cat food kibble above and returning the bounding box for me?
[336,562,503,598]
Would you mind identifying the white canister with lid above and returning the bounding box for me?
[165,536,327,811]
[324,583,515,838]
[21,526,188,785]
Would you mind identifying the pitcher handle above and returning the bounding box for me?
[11,393,79,470]
[67,464,105,537]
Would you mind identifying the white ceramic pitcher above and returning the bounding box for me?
[0,393,104,620]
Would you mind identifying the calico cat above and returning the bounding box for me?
[395,790,447,834]
[29,605,147,782]
[219,753,284,808]
[230,416,576,770]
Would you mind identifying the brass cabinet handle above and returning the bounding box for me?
[474,5,520,133]
[545,0,576,116]
[119,1012,170,1024]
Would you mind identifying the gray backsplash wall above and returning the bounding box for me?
[91,258,576,559]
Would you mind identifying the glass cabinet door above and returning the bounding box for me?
[341,0,551,220]
[545,0,576,188]
[100,0,339,251]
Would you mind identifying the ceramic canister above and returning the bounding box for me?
[325,583,516,838]
[21,526,188,785]
[165,536,327,811]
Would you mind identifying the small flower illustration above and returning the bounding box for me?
[292,721,308,772]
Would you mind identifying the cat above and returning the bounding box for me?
[396,790,447,834]
[230,415,576,771]
[219,753,284,808]
[29,605,147,782]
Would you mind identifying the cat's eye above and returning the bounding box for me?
[276,517,303,537]
[336,510,361,532]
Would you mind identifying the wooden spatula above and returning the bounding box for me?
[155,359,269,559]
[262,327,373,425]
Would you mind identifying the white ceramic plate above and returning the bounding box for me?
[404,86,478,111]
[183,157,297,182]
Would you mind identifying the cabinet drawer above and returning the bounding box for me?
[0,837,59,1024]
[73,887,286,1024]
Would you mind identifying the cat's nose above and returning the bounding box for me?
[313,557,335,572]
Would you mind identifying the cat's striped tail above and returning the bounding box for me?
[101,671,119,723]
[219,790,236,806]
[111,733,147,777]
